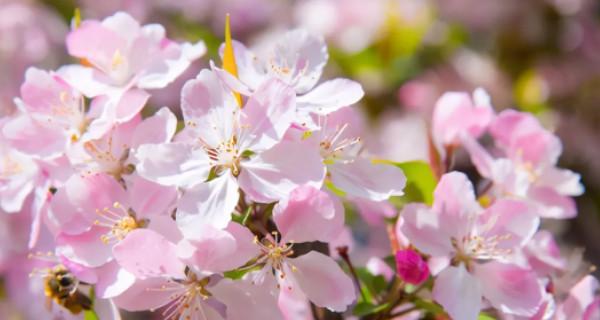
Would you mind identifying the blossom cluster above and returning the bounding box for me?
[0,10,597,320]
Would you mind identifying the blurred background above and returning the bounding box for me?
[2,0,600,305]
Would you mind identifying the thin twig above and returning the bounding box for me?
[336,246,368,303]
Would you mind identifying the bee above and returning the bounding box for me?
[43,265,92,315]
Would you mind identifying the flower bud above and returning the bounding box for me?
[395,249,430,285]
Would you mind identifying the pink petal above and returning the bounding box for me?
[66,21,126,73]
[288,251,356,312]
[527,186,577,219]
[238,140,326,203]
[474,261,543,317]
[210,278,283,320]
[113,88,150,122]
[223,40,265,90]
[273,186,344,244]
[112,277,174,311]
[478,199,539,250]
[136,41,206,89]
[177,222,258,273]
[297,78,364,115]
[432,172,480,237]
[351,197,396,226]
[176,173,240,234]
[460,133,495,178]
[2,114,67,158]
[329,157,406,201]
[134,142,211,188]
[128,174,176,219]
[57,65,114,97]
[433,265,482,320]
[432,90,493,146]
[132,107,177,146]
[490,110,561,167]
[95,261,136,299]
[20,67,76,115]
[181,69,237,128]
[524,230,566,275]
[366,257,394,281]
[536,167,584,196]
[94,297,122,320]
[56,226,114,268]
[239,78,296,152]
[558,275,599,319]
[113,229,185,279]
[271,29,328,93]
[49,173,127,234]
[399,203,454,257]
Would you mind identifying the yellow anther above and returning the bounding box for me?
[111,50,125,69]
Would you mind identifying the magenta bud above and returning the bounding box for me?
[395,249,430,285]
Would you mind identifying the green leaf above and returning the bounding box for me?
[83,287,99,320]
[413,299,444,315]
[352,302,390,317]
[479,312,497,320]
[377,160,437,205]
[223,265,262,280]
[84,310,99,320]
[355,267,390,303]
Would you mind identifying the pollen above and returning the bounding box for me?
[95,202,144,244]
[111,49,125,69]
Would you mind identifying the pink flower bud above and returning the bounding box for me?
[395,249,430,285]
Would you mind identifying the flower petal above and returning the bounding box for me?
[329,157,406,201]
[433,265,482,320]
[399,203,454,257]
[297,78,364,115]
[273,186,344,243]
[288,251,356,312]
[134,142,211,188]
[474,261,543,317]
[238,141,325,203]
[238,78,296,152]
[113,229,185,279]
[176,173,240,233]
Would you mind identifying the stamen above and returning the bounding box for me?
[94,202,143,244]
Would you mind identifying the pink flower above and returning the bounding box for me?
[462,109,583,218]
[243,186,356,312]
[555,275,599,320]
[216,29,364,128]
[112,228,283,319]
[432,87,494,148]
[400,172,543,319]
[308,108,407,201]
[395,249,430,285]
[72,106,177,178]
[523,230,566,277]
[2,68,114,159]
[0,136,38,213]
[60,11,205,122]
[135,69,325,232]
[48,172,176,298]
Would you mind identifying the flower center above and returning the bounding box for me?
[253,232,295,277]
[0,154,23,179]
[204,136,242,176]
[152,273,217,320]
[83,134,131,179]
[451,233,513,267]
[319,123,361,163]
[94,202,146,244]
